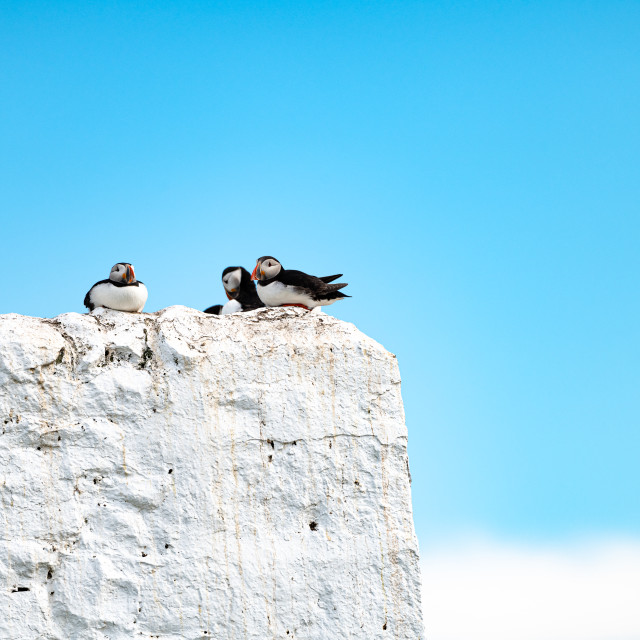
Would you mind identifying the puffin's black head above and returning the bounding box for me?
[251,256,282,281]
[109,262,137,284]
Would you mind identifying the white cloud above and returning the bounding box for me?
[420,537,640,640]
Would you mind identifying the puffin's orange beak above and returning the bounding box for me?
[251,264,259,280]
[127,265,135,283]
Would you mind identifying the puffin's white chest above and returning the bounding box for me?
[221,299,242,315]
[90,282,148,312]
[257,281,332,309]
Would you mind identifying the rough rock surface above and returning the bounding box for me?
[0,306,423,640]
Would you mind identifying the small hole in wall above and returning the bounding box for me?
[383,622,387,630]
[50,591,54,596]
[37,447,41,451]
[268,455,273,463]
[165,543,169,549]
[168,469,173,474]
[309,521,318,531]
[47,569,52,580]
[141,552,147,557]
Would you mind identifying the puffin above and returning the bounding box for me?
[204,266,265,315]
[203,304,223,315]
[84,263,148,312]
[251,256,349,309]
[220,266,265,314]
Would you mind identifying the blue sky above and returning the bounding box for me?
[2,0,639,554]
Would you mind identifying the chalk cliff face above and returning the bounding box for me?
[0,306,423,640]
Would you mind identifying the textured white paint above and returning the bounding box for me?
[0,306,423,640]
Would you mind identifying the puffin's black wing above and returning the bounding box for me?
[237,295,265,311]
[204,304,223,315]
[312,281,351,301]
[278,269,323,289]
[84,279,110,311]
[319,273,343,284]
[83,290,93,311]
[279,269,350,301]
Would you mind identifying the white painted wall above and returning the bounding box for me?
[0,306,423,640]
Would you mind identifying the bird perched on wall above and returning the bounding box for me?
[222,266,265,314]
[84,263,148,312]
[204,266,265,315]
[251,256,349,309]
[203,304,223,315]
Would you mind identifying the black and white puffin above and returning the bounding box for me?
[204,266,265,315]
[221,266,265,314]
[203,304,223,315]
[84,263,148,312]
[251,256,349,309]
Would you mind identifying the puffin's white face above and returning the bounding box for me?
[109,263,136,284]
[252,257,282,281]
[222,268,242,296]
